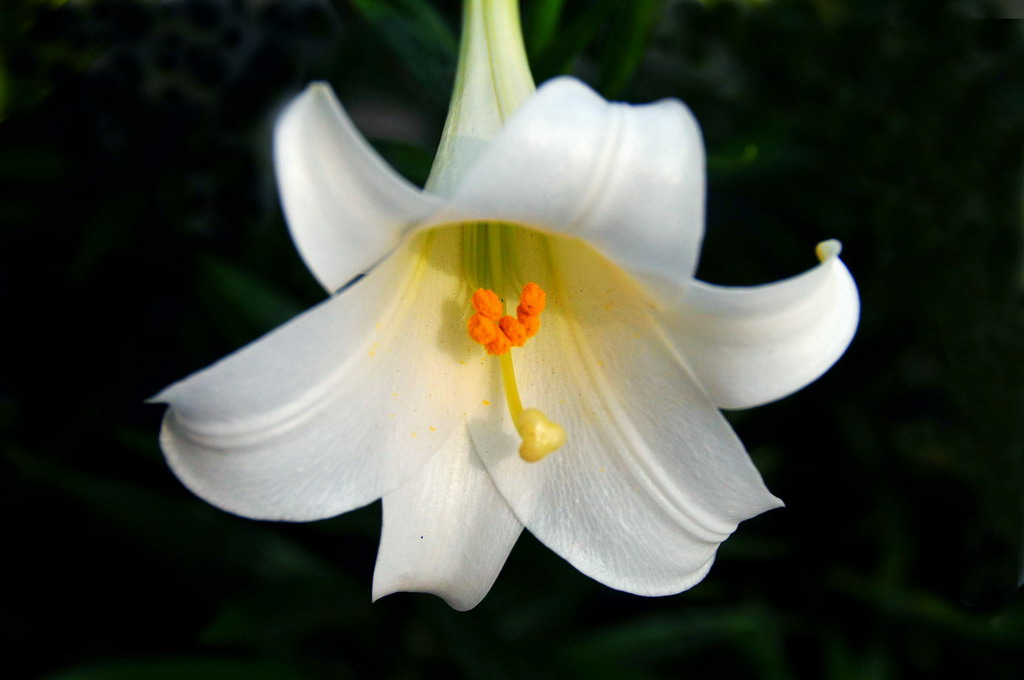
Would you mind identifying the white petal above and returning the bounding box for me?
[439,77,706,290]
[274,82,442,293]
[665,241,860,410]
[468,230,780,595]
[372,425,523,611]
[156,229,486,521]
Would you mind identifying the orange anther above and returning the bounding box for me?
[485,332,511,355]
[472,289,504,321]
[467,313,498,345]
[468,283,548,355]
[517,311,540,339]
[499,316,527,347]
[518,282,546,316]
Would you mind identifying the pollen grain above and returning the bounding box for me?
[471,288,504,321]
[499,316,528,347]
[467,313,498,345]
[518,282,546,315]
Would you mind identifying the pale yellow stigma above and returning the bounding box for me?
[466,282,565,462]
[516,408,567,462]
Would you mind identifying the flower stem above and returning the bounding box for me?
[476,0,535,119]
[426,0,536,195]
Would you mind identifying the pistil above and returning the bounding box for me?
[499,354,567,462]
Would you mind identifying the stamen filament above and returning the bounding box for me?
[499,352,524,423]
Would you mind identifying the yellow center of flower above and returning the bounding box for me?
[463,223,567,463]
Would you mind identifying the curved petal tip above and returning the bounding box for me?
[816,238,842,262]
[274,80,440,293]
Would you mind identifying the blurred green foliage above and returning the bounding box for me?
[2,0,1022,678]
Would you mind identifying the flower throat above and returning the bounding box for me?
[463,222,566,463]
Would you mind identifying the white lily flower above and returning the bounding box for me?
[154,0,859,610]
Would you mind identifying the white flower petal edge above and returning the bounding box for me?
[373,424,523,611]
[468,232,782,595]
[278,77,708,300]
[274,83,442,294]
[434,77,707,293]
[155,230,485,521]
[665,241,860,410]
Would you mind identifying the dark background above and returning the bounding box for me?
[2,0,1023,678]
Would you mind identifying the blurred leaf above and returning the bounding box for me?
[528,1,613,80]
[0,59,9,120]
[0,144,71,180]
[371,138,435,187]
[990,593,1024,637]
[7,445,364,592]
[823,635,864,680]
[350,0,457,105]
[69,188,147,282]
[830,570,1023,647]
[201,576,370,651]
[42,657,309,680]
[564,606,793,679]
[697,0,776,6]
[598,0,663,98]
[524,0,566,57]
[427,602,526,680]
[196,252,307,345]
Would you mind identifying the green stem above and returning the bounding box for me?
[478,0,535,119]
[426,0,536,195]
